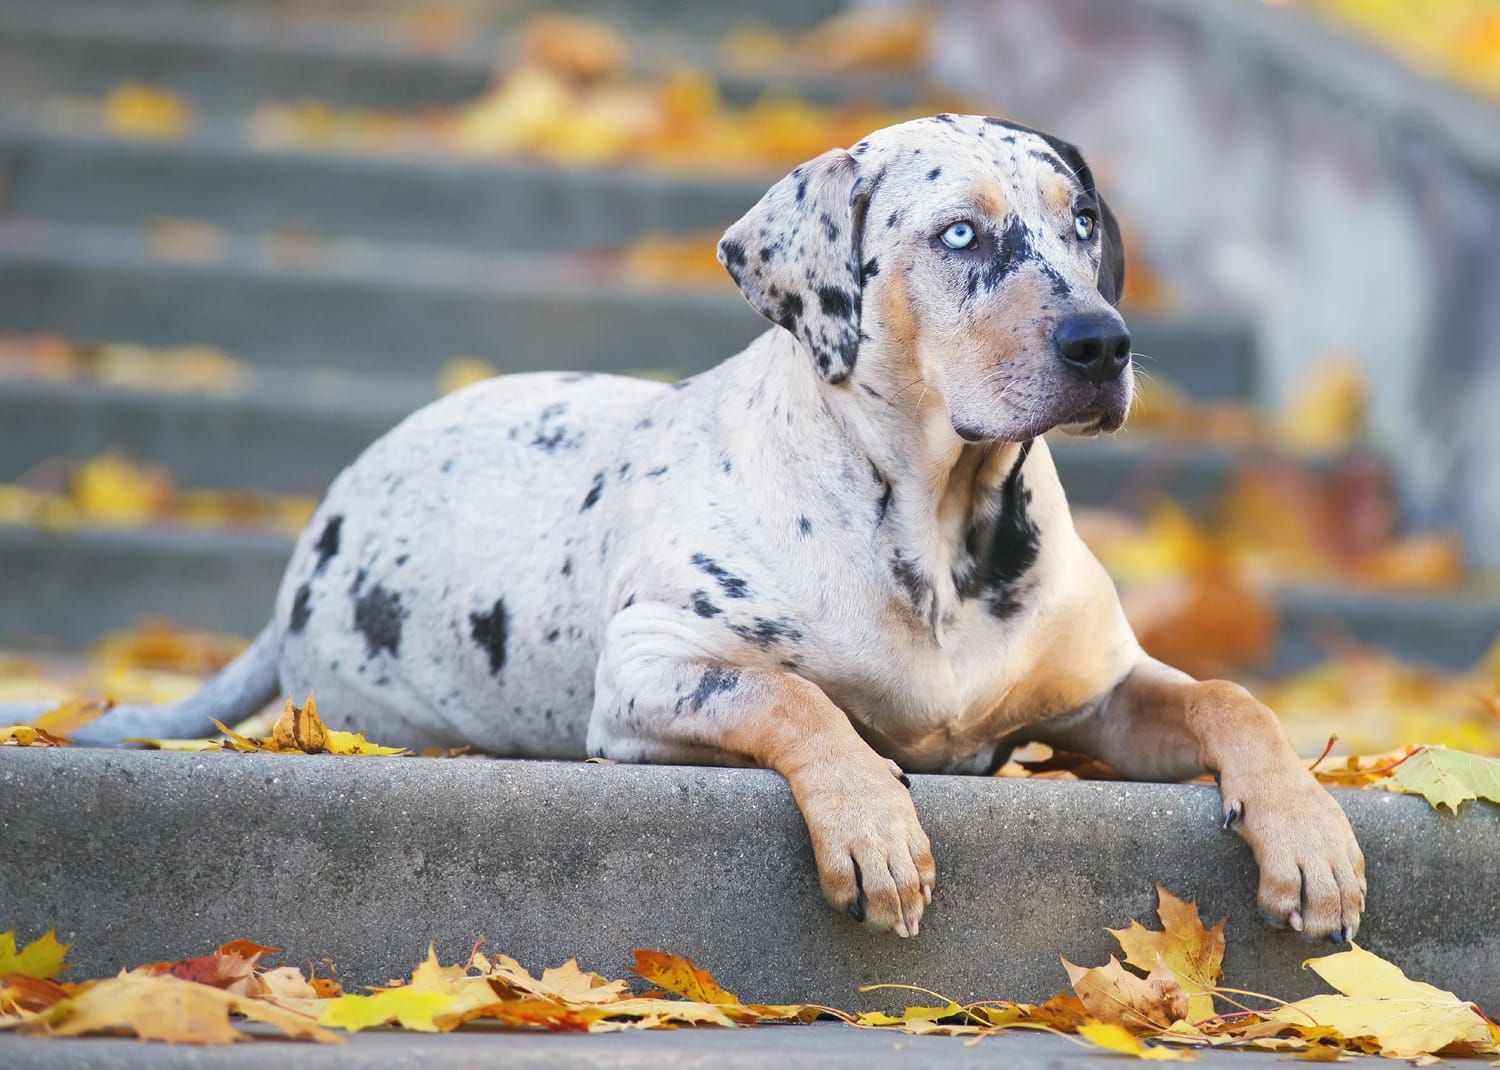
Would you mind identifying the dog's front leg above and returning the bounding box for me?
[591,645,934,936]
[1041,658,1365,941]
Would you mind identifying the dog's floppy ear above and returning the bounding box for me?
[717,148,869,383]
[1036,133,1126,306]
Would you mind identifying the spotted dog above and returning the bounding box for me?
[62,115,1365,942]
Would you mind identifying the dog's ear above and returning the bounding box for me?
[718,148,869,383]
[1035,133,1126,307]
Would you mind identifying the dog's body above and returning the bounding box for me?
[53,114,1365,942]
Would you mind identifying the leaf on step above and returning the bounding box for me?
[1064,956,1191,1031]
[214,694,406,756]
[0,930,72,979]
[0,724,69,747]
[0,974,70,1015]
[104,84,194,140]
[1108,884,1226,1022]
[132,939,282,997]
[1078,1019,1194,1060]
[1269,945,1500,1059]
[16,973,337,1044]
[1386,746,1500,813]
[630,949,738,1005]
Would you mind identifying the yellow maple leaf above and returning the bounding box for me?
[1108,884,1226,1022]
[0,724,68,747]
[1269,945,1498,1058]
[0,930,72,979]
[1078,1019,1194,1060]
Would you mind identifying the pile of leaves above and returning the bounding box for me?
[0,454,316,536]
[2,888,1496,1058]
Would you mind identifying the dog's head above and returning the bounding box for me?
[718,113,1131,441]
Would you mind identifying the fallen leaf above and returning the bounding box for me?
[0,930,72,979]
[214,694,406,756]
[1078,1019,1194,1060]
[1108,885,1226,1022]
[0,974,70,1015]
[0,724,68,747]
[1386,746,1500,813]
[1269,945,1498,1058]
[630,949,738,1005]
[1065,957,1191,1031]
[104,84,194,140]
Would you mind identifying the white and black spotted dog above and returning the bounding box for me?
[56,114,1364,941]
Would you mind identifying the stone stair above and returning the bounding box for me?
[0,0,1494,680]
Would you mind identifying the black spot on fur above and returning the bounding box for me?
[819,211,841,242]
[690,591,722,618]
[313,516,342,575]
[560,557,573,577]
[720,239,746,269]
[353,583,405,659]
[635,417,654,431]
[677,666,740,714]
[979,217,1038,293]
[1029,149,1074,180]
[729,617,804,648]
[646,465,670,478]
[926,166,943,180]
[886,209,903,229]
[795,175,808,203]
[580,470,605,511]
[861,257,880,282]
[544,627,561,643]
[690,553,750,598]
[288,583,312,633]
[775,291,805,331]
[721,457,733,475]
[957,441,1041,618]
[797,515,813,536]
[875,481,893,526]
[817,287,854,319]
[468,599,509,676]
[890,550,930,611]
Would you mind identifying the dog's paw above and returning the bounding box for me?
[795,758,934,937]
[1221,772,1366,942]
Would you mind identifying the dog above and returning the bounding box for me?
[53,114,1364,942]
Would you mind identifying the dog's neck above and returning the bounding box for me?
[734,330,1031,628]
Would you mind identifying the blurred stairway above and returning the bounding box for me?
[0,0,1495,677]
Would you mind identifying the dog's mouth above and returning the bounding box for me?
[1057,402,1127,437]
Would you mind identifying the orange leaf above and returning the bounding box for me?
[631,950,738,1005]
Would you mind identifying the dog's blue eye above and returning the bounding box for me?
[940,222,975,250]
[1074,213,1096,241]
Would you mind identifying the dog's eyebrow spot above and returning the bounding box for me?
[313,516,342,575]
[690,553,750,598]
[352,582,405,659]
[797,515,813,536]
[690,591,722,618]
[468,598,509,677]
[579,470,606,511]
[677,666,740,714]
[288,583,312,634]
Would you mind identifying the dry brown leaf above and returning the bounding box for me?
[1064,956,1191,1031]
[1108,885,1226,1023]
[213,694,406,756]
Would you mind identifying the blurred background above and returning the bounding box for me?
[0,0,1497,759]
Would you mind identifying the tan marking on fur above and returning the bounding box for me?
[974,180,1010,221]
[1042,176,1075,216]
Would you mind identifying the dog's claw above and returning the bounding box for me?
[1289,909,1305,933]
[897,772,912,789]
[1222,801,1243,830]
[847,899,866,923]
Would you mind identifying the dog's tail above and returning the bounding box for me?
[1,623,281,745]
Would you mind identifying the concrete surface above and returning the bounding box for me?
[0,122,770,253]
[2,750,1497,1014]
[0,1020,1468,1069]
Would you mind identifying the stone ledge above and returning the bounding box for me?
[2,749,1496,1012]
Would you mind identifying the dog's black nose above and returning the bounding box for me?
[1054,314,1131,382]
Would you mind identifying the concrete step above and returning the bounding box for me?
[0,7,918,114]
[0,124,769,254]
[2,750,1495,1014]
[1,1024,1362,1070]
[0,223,1257,396]
[2,524,1495,668]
